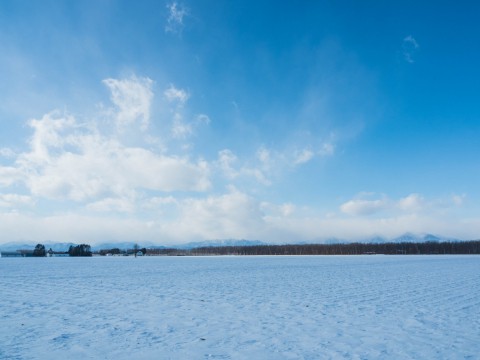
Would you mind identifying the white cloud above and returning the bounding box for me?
[103,76,153,130]
[340,197,389,216]
[319,142,335,156]
[242,168,271,186]
[216,149,271,186]
[280,203,296,217]
[264,212,471,243]
[403,35,419,63]
[171,113,192,139]
[3,78,210,202]
[165,2,188,34]
[164,84,189,105]
[164,85,208,139]
[290,138,335,166]
[0,148,15,158]
[256,147,270,164]
[86,197,135,213]
[218,149,238,179]
[0,212,162,245]
[0,193,33,208]
[170,113,210,139]
[340,192,465,218]
[144,196,178,208]
[397,193,424,212]
[26,112,76,163]
[171,188,266,240]
[0,189,478,245]
[20,120,211,200]
[294,149,314,165]
[0,166,22,187]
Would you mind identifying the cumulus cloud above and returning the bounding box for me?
[21,115,210,200]
[2,77,210,203]
[103,76,153,130]
[165,2,188,34]
[403,35,419,63]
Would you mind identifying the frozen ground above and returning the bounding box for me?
[1,255,479,359]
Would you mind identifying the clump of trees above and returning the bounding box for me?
[33,244,46,257]
[97,246,147,256]
[68,244,92,257]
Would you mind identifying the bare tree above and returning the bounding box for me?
[133,243,139,258]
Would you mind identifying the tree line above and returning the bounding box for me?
[146,241,480,256]
[29,240,480,257]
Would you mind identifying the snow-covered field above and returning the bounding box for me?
[1,255,479,359]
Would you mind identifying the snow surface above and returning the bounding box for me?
[1,255,479,359]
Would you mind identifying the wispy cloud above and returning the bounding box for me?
[319,142,335,157]
[165,2,188,34]
[340,192,463,217]
[403,35,419,63]
[293,149,314,165]
[340,195,389,216]
[217,149,271,186]
[164,85,209,139]
[0,148,16,158]
[164,84,189,105]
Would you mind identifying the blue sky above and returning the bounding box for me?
[1,1,479,245]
